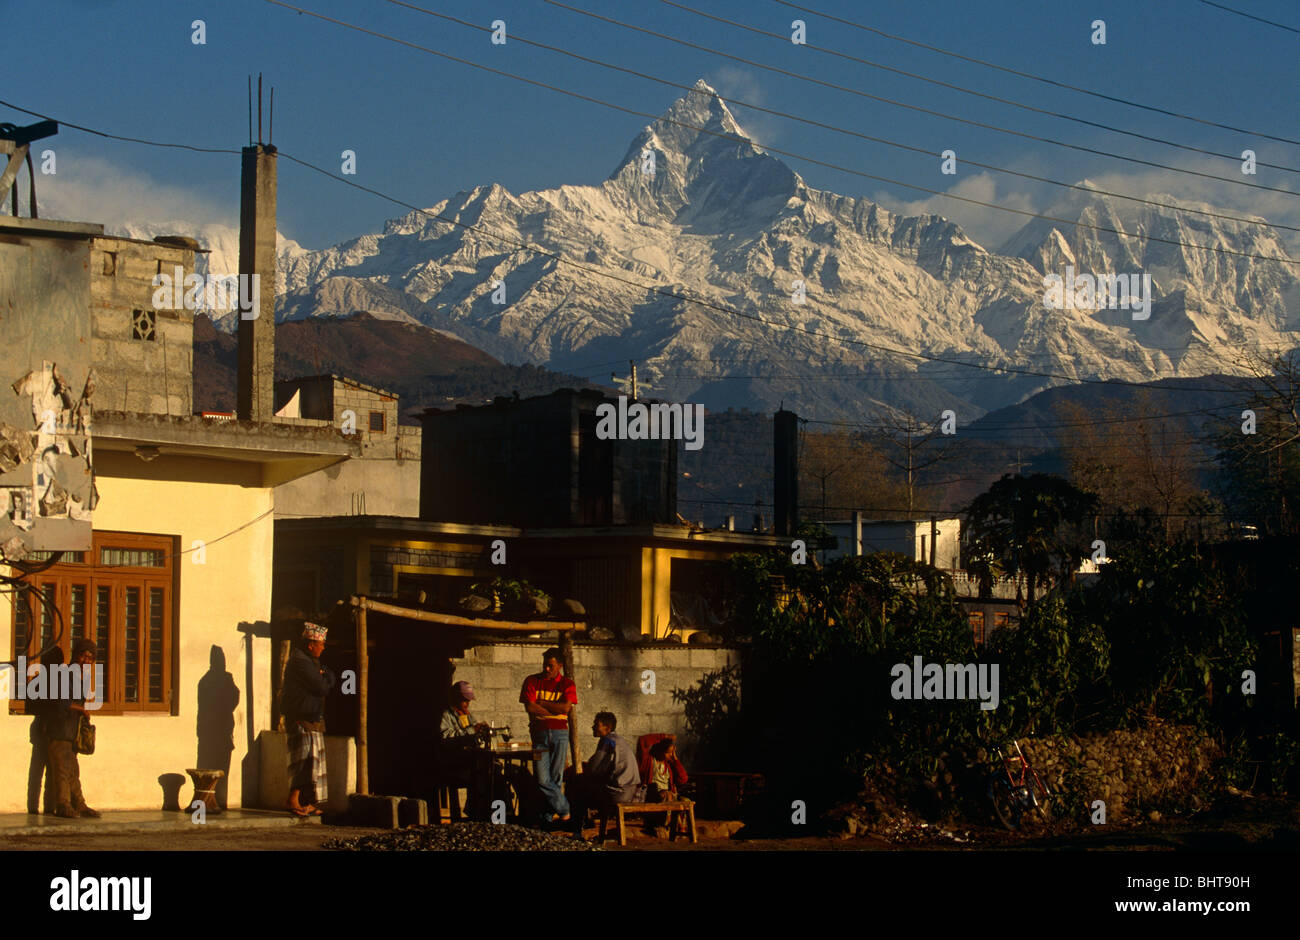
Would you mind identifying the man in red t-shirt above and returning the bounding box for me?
[519,647,577,824]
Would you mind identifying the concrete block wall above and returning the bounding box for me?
[450,640,739,769]
[89,237,195,416]
[331,382,399,457]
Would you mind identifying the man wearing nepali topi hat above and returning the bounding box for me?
[282,622,336,816]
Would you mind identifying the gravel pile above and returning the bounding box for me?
[324,822,601,852]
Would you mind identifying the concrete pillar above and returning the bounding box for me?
[237,144,277,422]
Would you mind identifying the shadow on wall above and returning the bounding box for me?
[196,644,240,810]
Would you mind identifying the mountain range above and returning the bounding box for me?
[125,79,1299,423]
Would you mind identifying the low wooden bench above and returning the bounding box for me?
[598,799,697,846]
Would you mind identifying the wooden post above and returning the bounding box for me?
[559,629,580,775]
[273,637,291,732]
[357,603,369,796]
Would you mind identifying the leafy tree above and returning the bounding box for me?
[963,474,1098,606]
[1073,541,1253,725]
[986,594,1109,736]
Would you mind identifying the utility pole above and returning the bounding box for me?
[612,360,650,400]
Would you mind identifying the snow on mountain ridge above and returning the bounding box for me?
[113,80,1300,418]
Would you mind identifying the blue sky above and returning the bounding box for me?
[6,0,1299,251]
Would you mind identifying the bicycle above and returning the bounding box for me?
[986,739,1052,831]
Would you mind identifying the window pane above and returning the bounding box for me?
[101,547,166,568]
[95,586,111,701]
[39,585,56,650]
[70,585,86,644]
[148,587,164,703]
[14,587,31,660]
[28,551,85,564]
[124,587,139,703]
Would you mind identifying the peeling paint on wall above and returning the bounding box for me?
[0,361,95,559]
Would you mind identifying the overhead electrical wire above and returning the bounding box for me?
[0,97,241,154]
[0,31,1277,433]
[544,0,1300,198]
[658,0,1300,173]
[773,0,1300,144]
[381,0,1300,234]
[1199,0,1300,34]
[265,0,1299,263]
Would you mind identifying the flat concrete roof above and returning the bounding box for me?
[275,515,521,538]
[0,216,103,238]
[0,218,209,252]
[275,516,789,548]
[94,411,357,463]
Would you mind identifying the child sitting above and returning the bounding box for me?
[641,738,688,802]
[639,739,689,834]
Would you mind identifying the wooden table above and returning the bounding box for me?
[478,746,544,818]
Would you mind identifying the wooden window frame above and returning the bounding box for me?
[9,530,179,717]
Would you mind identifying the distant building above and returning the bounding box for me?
[419,388,676,527]
[822,514,962,569]
[272,375,421,518]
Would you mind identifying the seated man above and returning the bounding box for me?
[569,711,639,838]
[438,681,489,817]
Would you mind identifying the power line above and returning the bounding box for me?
[1199,0,1300,34]
[0,98,241,154]
[661,0,1300,175]
[382,0,1300,234]
[265,0,1299,263]
[546,0,1300,199]
[773,0,1300,146]
[4,26,1271,402]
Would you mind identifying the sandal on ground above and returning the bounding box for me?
[75,806,102,818]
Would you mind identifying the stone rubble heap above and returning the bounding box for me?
[1022,719,1222,822]
[324,822,600,852]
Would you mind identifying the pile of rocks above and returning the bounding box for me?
[325,822,600,852]
[1021,719,1221,822]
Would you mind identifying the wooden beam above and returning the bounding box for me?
[357,603,369,796]
[349,595,585,633]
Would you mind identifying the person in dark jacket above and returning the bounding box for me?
[38,640,101,818]
[26,646,60,814]
[282,623,336,816]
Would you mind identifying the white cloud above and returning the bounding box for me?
[871,159,1300,257]
[706,67,785,146]
[3,154,233,233]
[872,172,1040,249]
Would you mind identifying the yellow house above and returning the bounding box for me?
[0,214,354,813]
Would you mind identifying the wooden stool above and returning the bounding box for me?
[599,800,697,846]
